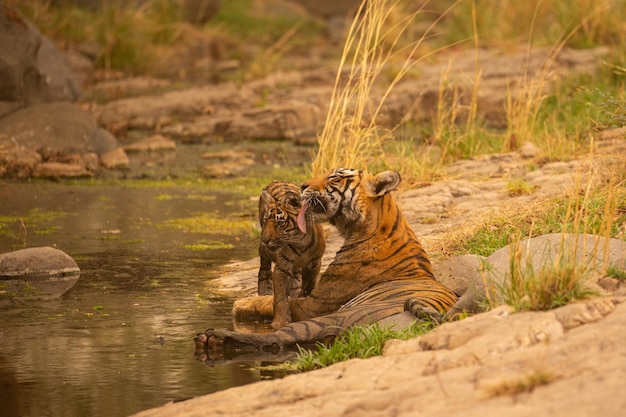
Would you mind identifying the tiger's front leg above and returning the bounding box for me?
[270,252,294,329]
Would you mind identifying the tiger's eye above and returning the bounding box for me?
[288,197,300,207]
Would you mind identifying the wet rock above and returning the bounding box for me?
[225,102,321,143]
[0,135,42,178]
[0,247,80,299]
[94,83,252,132]
[0,101,122,177]
[0,102,117,157]
[0,246,79,278]
[200,149,255,178]
[123,135,177,153]
[32,162,93,178]
[0,4,79,107]
[100,147,130,170]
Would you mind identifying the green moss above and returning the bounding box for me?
[0,209,76,239]
[159,213,254,236]
[183,240,235,251]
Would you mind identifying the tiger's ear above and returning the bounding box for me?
[370,170,401,196]
[258,188,273,220]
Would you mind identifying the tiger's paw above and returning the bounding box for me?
[194,328,224,353]
[232,295,275,322]
[404,298,442,323]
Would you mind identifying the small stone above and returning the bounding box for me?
[100,147,129,169]
[518,141,541,159]
[123,134,176,153]
[32,162,92,178]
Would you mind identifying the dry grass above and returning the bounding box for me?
[487,370,557,397]
[311,0,463,175]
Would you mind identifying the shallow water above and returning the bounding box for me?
[0,181,280,417]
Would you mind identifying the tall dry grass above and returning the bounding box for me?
[311,0,463,175]
[312,0,625,182]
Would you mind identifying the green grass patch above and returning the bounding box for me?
[447,188,626,258]
[500,240,598,311]
[296,320,436,371]
[607,266,626,281]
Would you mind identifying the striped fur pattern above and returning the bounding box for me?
[287,168,457,320]
[257,181,325,329]
[199,169,458,354]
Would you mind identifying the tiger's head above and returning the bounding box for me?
[259,181,305,248]
[297,168,401,236]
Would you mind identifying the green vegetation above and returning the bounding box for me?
[446,180,626,258]
[183,240,234,251]
[0,209,76,247]
[296,320,436,371]
[498,236,599,311]
[506,179,537,197]
[10,0,324,77]
[159,213,254,236]
[607,266,626,281]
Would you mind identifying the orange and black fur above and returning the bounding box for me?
[257,181,325,329]
[197,169,458,353]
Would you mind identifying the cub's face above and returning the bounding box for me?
[259,181,304,248]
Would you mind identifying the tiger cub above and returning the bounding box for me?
[257,180,325,329]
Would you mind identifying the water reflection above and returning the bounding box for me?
[0,182,276,417]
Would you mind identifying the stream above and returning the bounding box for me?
[0,179,291,417]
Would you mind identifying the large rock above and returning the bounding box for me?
[0,246,79,278]
[0,247,80,299]
[0,102,118,178]
[441,233,626,319]
[0,4,79,111]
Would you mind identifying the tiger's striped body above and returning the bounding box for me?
[287,168,455,320]
[198,169,458,353]
[257,181,325,329]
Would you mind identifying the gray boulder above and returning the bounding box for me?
[0,102,119,178]
[0,246,80,299]
[0,4,80,111]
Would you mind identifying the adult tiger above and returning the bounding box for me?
[257,181,325,329]
[197,168,458,353]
